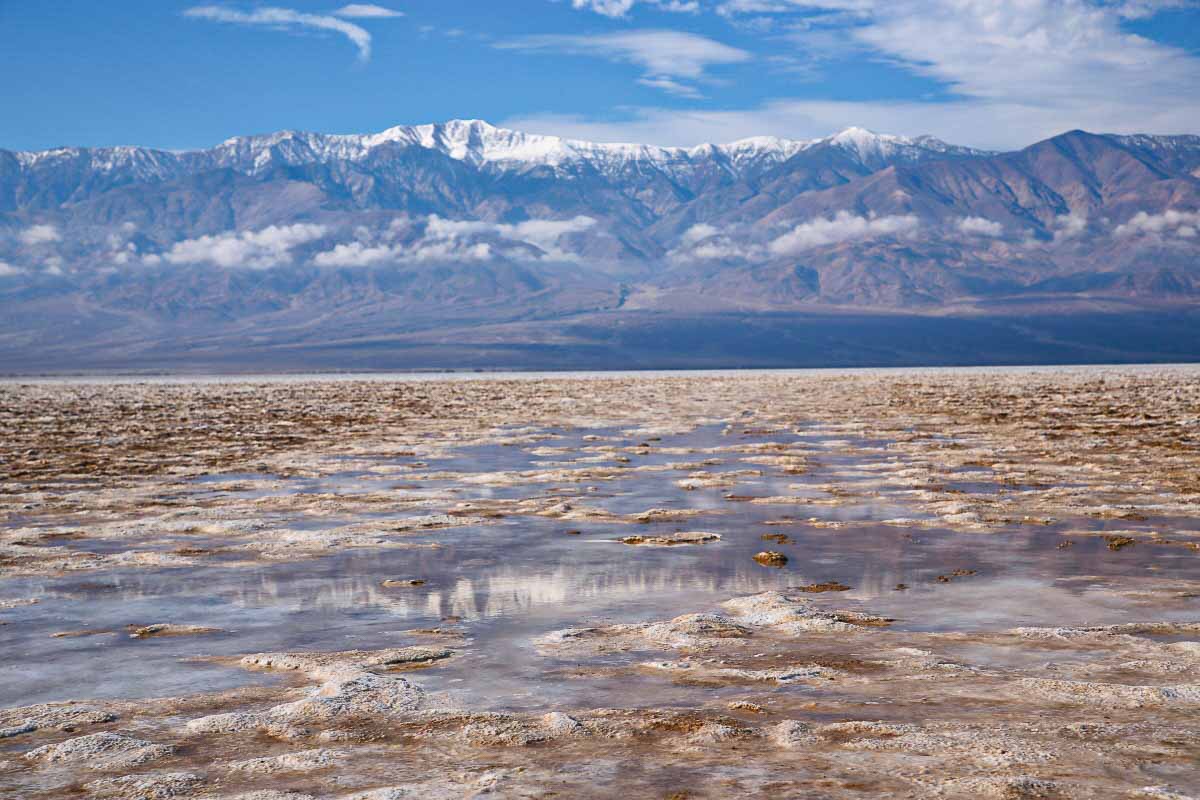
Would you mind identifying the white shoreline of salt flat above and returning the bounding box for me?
[3,362,1200,385]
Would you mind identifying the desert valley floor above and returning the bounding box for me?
[1,367,1199,799]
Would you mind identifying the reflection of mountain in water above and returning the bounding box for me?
[235,561,796,622]
[35,516,1195,630]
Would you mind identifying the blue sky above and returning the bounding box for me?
[3,0,1199,152]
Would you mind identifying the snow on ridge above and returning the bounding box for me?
[9,120,816,173]
[1109,132,1200,150]
[194,119,828,177]
[12,144,183,177]
[8,119,991,177]
[362,119,815,168]
[820,126,987,161]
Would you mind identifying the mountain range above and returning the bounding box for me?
[2,119,1198,371]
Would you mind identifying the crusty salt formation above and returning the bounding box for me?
[1,367,1199,798]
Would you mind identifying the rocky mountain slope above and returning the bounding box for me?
[1,121,1197,370]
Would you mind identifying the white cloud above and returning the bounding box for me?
[508,2,1200,150]
[680,223,720,245]
[111,243,138,265]
[184,6,373,61]
[1114,209,1200,237]
[672,238,765,262]
[570,0,700,16]
[500,216,598,255]
[716,0,806,15]
[690,241,751,260]
[1053,211,1089,241]
[498,30,750,96]
[312,215,597,267]
[424,215,592,241]
[956,216,1003,237]
[668,224,770,262]
[333,3,403,17]
[572,0,636,14]
[769,211,919,254]
[812,1,1200,144]
[670,214,923,263]
[638,76,705,98]
[19,224,61,246]
[313,241,398,267]
[1111,1,1194,19]
[112,248,136,265]
[153,224,327,269]
[313,239,492,266]
[408,239,493,262]
[423,215,596,260]
[0,261,23,277]
[105,223,140,264]
[504,93,1197,153]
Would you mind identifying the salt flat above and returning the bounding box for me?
[1,367,1198,798]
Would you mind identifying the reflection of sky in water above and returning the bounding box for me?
[2,421,1198,710]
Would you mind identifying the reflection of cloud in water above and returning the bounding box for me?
[235,562,793,622]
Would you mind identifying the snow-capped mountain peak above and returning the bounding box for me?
[4,119,993,191]
[820,126,988,165]
[362,119,813,170]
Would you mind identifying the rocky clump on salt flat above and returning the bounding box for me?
[84,771,203,799]
[752,550,788,566]
[23,732,173,770]
[128,623,221,639]
[617,531,720,546]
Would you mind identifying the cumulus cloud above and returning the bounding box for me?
[693,242,759,260]
[19,224,61,246]
[111,246,138,265]
[314,239,492,267]
[498,30,750,96]
[1052,211,1089,242]
[104,222,140,265]
[956,216,1003,237]
[426,215,596,258]
[148,224,327,269]
[333,3,403,17]
[680,223,720,246]
[674,215,924,263]
[672,238,764,262]
[1114,209,1200,237]
[769,211,919,254]
[312,241,395,267]
[0,261,23,277]
[185,6,373,61]
[312,215,597,267]
[667,223,768,262]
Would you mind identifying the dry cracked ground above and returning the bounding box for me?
[1,368,1199,799]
